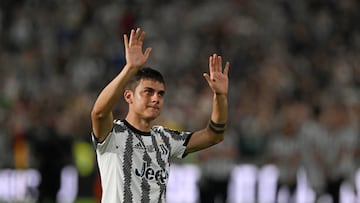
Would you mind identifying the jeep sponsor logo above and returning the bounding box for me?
[135,162,168,184]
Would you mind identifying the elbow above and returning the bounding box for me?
[209,136,224,147]
[209,132,225,145]
[207,127,225,145]
[214,134,225,144]
[91,107,105,121]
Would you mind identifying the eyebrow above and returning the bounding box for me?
[144,87,165,95]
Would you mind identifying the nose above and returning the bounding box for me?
[151,94,159,103]
[151,93,161,104]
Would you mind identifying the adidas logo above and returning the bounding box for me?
[134,142,145,150]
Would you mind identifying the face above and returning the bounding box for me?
[125,79,165,121]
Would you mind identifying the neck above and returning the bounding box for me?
[125,114,152,132]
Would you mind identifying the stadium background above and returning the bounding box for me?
[0,0,359,202]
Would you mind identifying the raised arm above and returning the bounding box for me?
[185,53,230,154]
[91,28,152,142]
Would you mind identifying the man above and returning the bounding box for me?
[91,28,230,203]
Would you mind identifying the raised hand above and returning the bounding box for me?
[203,53,230,95]
[123,28,152,69]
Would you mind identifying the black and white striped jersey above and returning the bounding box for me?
[92,120,192,203]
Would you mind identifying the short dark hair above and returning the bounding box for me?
[126,67,165,90]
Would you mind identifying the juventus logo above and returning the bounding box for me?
[159,144,169,155]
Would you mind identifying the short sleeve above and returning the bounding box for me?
[161,127,193,159]
[91,130,116,154]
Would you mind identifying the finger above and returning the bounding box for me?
[123,34,129,49]
[216,55,222,73]
[137,32,145,46]
[203,73,212,84]
[210,54,217,74]
[144,47,152,59]
[138,31,146,46]
[209,55,213,74]
[213,53,219,73]
[129,29,135,47]
[135,28,141,41]
[224,61,230,76]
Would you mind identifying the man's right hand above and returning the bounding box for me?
[123,28,152,69]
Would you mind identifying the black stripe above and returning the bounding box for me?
[181,132,194,158]
[134,134,151,203]
[183,132,193,147]
[123,131,134,203]
[150,134,167,202]
[159,131,170,161]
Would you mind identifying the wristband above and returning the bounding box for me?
[208,124,225,134]
[208,120,226,134]
[209,119,226,128]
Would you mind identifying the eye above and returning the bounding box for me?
[144,88,155,96]
[158,91,165,97]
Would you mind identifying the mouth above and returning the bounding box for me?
[147,106,160,110]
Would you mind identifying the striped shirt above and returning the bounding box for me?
[92,120,192,203]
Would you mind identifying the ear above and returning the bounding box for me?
[124,90,133,104]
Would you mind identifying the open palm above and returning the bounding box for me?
[203,54,230,95]
[123,28,152,69]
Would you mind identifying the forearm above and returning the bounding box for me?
[205,93,228,141]
[92,65,137,119]
[185,93,228,154]
[210,93,228,125]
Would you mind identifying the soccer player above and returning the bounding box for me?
[91,28,230,203]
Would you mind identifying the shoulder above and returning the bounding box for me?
[152,125,179,134]
[152,125,192,141]
[113,119,129,133]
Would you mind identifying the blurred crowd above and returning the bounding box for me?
[0,0,359,202]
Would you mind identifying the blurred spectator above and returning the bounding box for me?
[318,101,358,203]
[265,102,307,202]
[197,129,237,203]
[23,99,73,202]
[27,125,72,203]
[299,104,328,197]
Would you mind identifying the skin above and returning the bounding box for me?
[124,79,165,131]
[91,28,230,154]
